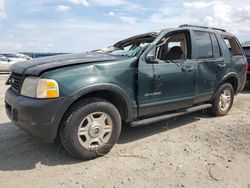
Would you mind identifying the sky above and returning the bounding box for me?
[0,0,250,52]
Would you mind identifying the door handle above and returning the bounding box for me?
[217,63,226,69]
[153,74,162,87]
[182,66,194,72]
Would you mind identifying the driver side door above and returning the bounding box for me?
[138,30,196,117]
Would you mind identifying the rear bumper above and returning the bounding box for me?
[5,88,71,142]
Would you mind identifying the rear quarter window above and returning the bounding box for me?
[193,31,221,59]
[223,36,243,56]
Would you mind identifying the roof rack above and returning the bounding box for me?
[179,24,227,32]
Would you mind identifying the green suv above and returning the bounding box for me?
[5,25,247,160]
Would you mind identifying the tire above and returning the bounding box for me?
[211,83,234,116]
[60,98,121,160]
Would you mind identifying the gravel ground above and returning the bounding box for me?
[0,74,249,188]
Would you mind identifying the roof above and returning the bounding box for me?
[113,24,235,47]
[179,24,226,32]
[177,24,233,36]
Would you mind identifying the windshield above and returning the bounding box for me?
[97,43,150,57]
[0,57,8,61]
[2,54,18,58]
[95,32,158,57]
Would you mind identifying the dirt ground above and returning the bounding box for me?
[0,74,249,188]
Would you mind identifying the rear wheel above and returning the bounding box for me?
[60,98,121,160]
[211,83,234,116]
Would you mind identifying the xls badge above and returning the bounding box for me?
[144,92,162,97]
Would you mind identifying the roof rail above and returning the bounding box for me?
[179,24,227,32]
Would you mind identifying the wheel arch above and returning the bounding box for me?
[212,73,239,101]
[64,83,134,123]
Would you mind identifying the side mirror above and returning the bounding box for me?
[146,54,157,63]
[146,47,158,64]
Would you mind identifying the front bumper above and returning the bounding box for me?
[5,88,70,142]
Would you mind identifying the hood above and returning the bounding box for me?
[11,52,125,76]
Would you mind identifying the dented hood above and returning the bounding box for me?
[11,52,125,76]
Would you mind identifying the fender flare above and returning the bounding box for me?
[69,83,135,121]
[212,72,239,100]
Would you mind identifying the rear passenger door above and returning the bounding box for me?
[192,30,225,103]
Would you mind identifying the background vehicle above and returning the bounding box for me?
[5,25,247,160]
[0,55,11,73]
[0,53,32,72]
[243,45,250,80]
[0,55,10,63]
[1,53,32,64]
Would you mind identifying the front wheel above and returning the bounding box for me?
[211,83,234,116]
[60,98,121,160]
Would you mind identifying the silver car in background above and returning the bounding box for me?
[0,55,11,73]
[1,53,32,63]
[0,53,32,73]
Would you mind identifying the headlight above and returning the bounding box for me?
[20,77,39,98]
[21,77,59,98]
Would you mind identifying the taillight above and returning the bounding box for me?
[245,63,248,75]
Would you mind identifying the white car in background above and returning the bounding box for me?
[1,53,32,64]
[0,53,32,73]
[0,55,10,63]
[0,55,12,72]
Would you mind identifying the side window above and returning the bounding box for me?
[193,31,213,59]
[210,33,221,58]
[156,32,188,61]
[223,36,243,56]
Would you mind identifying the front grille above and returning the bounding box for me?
[8,72,24,94]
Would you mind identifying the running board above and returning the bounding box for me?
[130,104,212,127]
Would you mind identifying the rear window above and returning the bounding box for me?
[193,31,221,59]
[194,31,213,59]
[223,36,243,56]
